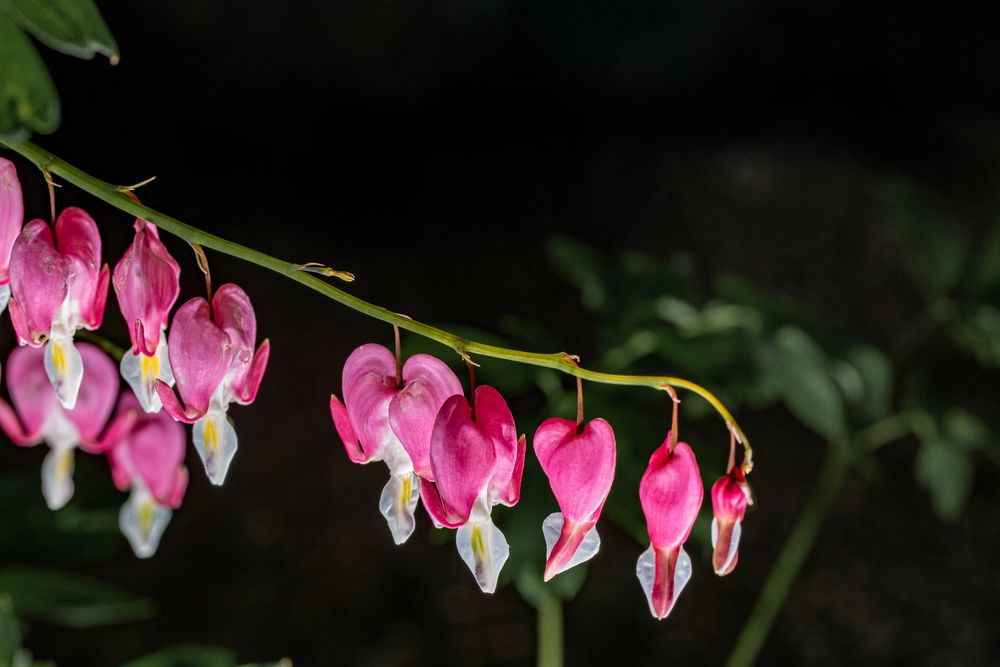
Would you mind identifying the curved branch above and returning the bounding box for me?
[0,138,752,456]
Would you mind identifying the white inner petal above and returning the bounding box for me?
[379,471,421,545]
[636,544,693,620]
[120,333,174,413]
[542,512,601,577]
[44,337,84,410]
[456,512,509,594]
[119,484,173,558]
[0,283,10,316]
[712,517,742,574]
[192,410,238,486]
[41,445,76,510]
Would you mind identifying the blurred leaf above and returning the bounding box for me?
[845,345,894,420]
[7,0,118,61]
[878,179,968,295]
[970,223,1000,295]
[119,645,236,667]
[948,304,1000,368]
[758,327,847,441]
[546,236,607,312]
[0,11,60,136]
[941,409,989,450]
[915,439,974,521]
[0,567,154,627]
[0,596,20,667]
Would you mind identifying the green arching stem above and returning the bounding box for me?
[536,589,564,667]
[724,413,913,667]
[0,138,751,458]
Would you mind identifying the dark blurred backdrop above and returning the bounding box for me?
[2,1,999,665]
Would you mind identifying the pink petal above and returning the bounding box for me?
[55,208,106,328]
[711,473,750,575]
[425,394,497,527]
[155,380,202,423]
[474,385,523,507]
[330,393,368,463]
[639,436,704,549]
[166,297,231,418]
[5,345,57,438]
[8,220,69,345]
[114,393,188,506]
[113,220,181,355]
[388,353,462,479]
[63,343,120,441]
[8,297,32,346]
[211,283,258,397]
[534,417,616,523]
[234,339,269,405]
[0,158,24,281]
[342,344,398,462]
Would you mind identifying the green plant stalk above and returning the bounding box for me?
[536,589,563,667]
[724,414,912,667]
[0,138,752,458]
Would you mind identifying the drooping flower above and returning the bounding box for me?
[8,208,110,409]
[711,466,750,576]
[113,219,181,413]
[0,343,133,510]
[156,283,270,485]
[419,386,526,593]
[533,417,616,580]
[636,433,703,620]
[107,392,188,558]
[329,343,462,544]
[0,158,24,314]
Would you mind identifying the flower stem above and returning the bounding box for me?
[724,414,913,667]
[0,138,750,454]
[536,589,564,667]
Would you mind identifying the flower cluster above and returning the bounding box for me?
[0,158,270,557]
[333,343,753,618]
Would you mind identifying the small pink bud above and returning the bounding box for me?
[711,469,750,576]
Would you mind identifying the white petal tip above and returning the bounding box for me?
[120,487,172,558]
[542,512,601,579]
[45,339,84,411]
[41,447,75,510]
[193,413,238,486]
[637,545,692,620]
[379,472,420,545]
[457,517,509,594]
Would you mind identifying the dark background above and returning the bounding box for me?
[2,1,999,665]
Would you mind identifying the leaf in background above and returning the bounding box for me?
[546,236,607,312]
[877,179,969,296]
[0,596,20,667]
[7,0,118,61]
[0,567,154,627]
[948,304,1000,368]
[119,645,237,667]
[915,439,974,521]
[844,345,894,420]
[970,222,1000,296]
[0,11,60,136]
[758,327,848,441]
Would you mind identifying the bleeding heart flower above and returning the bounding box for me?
[711,467,751,576]
[8,208,110,410]
[330,343,462,544]
[156,283,270,486]
[113,219,181,413]
[0,343,133,510]
[107,392,188,558]
[419,385,525,593]
[533,417,616,580]
[0,158,24,314]
[636,433,703,620]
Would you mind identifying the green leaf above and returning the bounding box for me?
[7,0,118,61]
[0,567,154,627]
[546,236,607,312]
[970,222,1000,296]
[877,179,969,295]
[759,327,847,441]
[915,439,974,521]
[119,645,237,667]
[0,12,60,136]
[0,596,21,667]
[948,304,1000,368]
[845,345,894,419]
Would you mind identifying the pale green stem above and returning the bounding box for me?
[724,414,912,667]
[536,590,563,667]
[0,138,752,458]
